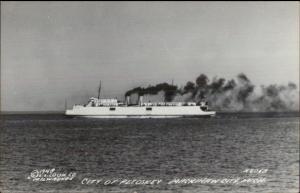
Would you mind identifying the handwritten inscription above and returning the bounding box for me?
[168,177,266,185]
[79,177,265,186]
[81,178,162,185]
[242,169,268,174]
[26,168,268,186]
[27,168,76,182]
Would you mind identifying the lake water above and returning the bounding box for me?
[0,112,299,193]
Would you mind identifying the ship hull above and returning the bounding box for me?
[65,106,216,118]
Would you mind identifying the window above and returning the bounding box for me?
[146,107,152,111]
[109,107,116,111]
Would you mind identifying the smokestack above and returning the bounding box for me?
[139,95,143,106]
[126,96,130,105]
[98,81,102,99]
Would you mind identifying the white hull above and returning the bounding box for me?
[80,115,182,118]
[65,106,216,118]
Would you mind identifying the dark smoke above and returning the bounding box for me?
[251,83,298,112]
[125,73,299,112]
[183,81,195,94]
[195,74,209,99]
[125,83,178,102]
[236,73,255,109]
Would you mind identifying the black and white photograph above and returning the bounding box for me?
[0,1,299,193]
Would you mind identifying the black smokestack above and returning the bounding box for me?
[125,83,178,102]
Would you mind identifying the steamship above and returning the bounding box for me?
[65,83,216,118]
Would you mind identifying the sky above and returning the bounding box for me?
[1,1,299,111]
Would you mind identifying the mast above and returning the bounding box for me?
[65,98,67,110]
[97,81,101,99]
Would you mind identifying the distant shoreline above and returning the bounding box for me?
[1,111,299,116]
[0,111,65,115]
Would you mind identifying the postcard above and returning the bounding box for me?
[1,2,299,193]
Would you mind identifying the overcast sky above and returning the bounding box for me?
[1,1,299,111]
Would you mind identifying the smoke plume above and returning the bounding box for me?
[125,83,178,102]
[125,73,299,112]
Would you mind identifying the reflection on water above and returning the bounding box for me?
[0,113,299,193]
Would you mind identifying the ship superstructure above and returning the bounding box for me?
[65,83,216,118]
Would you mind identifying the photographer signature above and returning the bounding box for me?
[27,168,76,182]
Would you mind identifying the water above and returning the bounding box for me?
[0,113,299,193]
